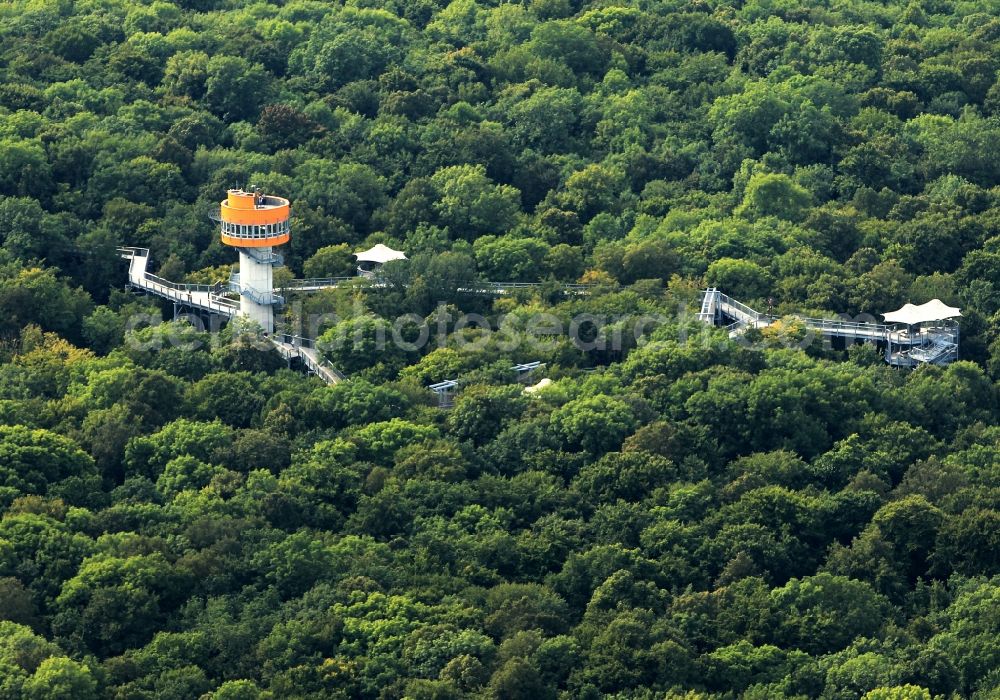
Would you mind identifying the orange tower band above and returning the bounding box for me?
[219,189,290,247]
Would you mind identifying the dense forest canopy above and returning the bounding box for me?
[2,0,1000,697]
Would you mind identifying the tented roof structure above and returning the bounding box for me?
[883,299,961,325]
[524,377,553,394]
[354,244,406,264]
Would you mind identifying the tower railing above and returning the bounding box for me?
[239,284,284,307]
[220,219,290,241]
[242,248,284,266]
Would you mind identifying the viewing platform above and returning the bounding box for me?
[218,190,291,248]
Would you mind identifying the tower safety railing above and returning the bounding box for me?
[239,284,284,307]
[242,248,284,266]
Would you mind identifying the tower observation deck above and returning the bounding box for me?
[219,189,290,333]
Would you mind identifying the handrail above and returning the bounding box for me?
[134,278,238,313]
[120,247,226,293]
[283,277,356,289]
[142,271,220,294]
[700,288,964,367]
[279,333,318,350]
[220,221,291,240]
[481,281,597,292]
[718,294,761,323]
[239,284,284,306]
[299,350,344,384]
[799,316,887,334]
[909,340,957,362]
[118,246,238,313]
[118,246,149,257]
[241,248,284,266]
[274,334,345,383]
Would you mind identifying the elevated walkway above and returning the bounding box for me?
[698,289,958,367]
[120,248,238,317]
[283,277,356,292]
[120,248,342,384]
[428,362,546,408]
[270,335,345,385]
[280,278,597,296]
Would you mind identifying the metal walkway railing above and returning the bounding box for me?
[697,288,960,366]
[270,334,345,384]
[283,277,603,295]
[241,284,284,307]
[119,248,347,384]
[119,247,238,317]
[701,288,891,341]
[282,277,356,291]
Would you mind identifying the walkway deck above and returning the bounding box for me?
[701,288,916,344]
[270,336,345,385]
[120,247,238,317]
[282,278,597,296]
[120,248,344,384]
[698,288,958,366]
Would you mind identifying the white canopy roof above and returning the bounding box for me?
[524,377,552,394]
[882,299,961,325]
[354,244,406,264]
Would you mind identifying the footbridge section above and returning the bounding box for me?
[120,247,239,317]
[270,335,345,385]
[699,288,891,342]
[120,248,345,384]
[281,278,597,296]
[697,288,959,367]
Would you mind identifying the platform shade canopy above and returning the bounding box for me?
[882,299,961,325]
[354,244,407,264]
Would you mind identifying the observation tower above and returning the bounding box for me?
[219,188,290,333]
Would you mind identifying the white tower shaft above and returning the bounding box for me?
[238,248,275,333]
